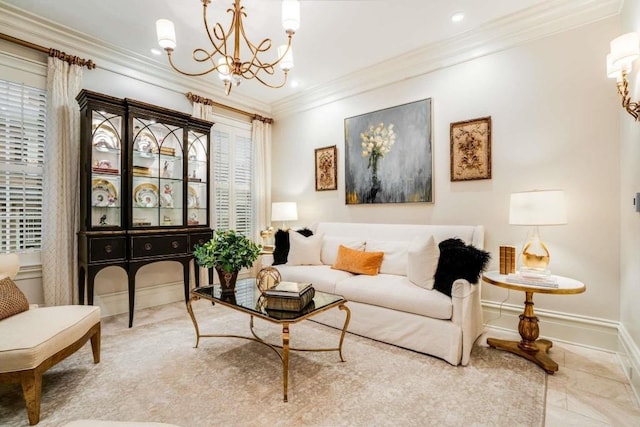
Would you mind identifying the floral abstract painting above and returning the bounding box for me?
[450,117,492,181]
[344,99,432,204]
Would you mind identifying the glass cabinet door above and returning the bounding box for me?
[131,117,184,228]
[187,129,208,226]
[91,110,123,228]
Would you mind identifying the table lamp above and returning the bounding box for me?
[271,202,298,230]
[509,190,567,274]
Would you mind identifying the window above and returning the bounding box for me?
[0,79,46,253]
[212,120,255,238]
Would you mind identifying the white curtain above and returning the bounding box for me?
[252,119,272,243]
[192,101,215,122]
[42,57,83,306]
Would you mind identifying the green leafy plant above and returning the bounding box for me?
[193,229,261,273]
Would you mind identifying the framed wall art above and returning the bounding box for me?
[314,145,337,191]
[344,98,432,204]
[450,116,492,181]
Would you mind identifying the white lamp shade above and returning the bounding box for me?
[509,190,568,226]
[278,45,294,71]
[610,32,640,68]
[606,53,623,80]
[156,19,177,50]
[272,202,298,222]
[282,0,300,33]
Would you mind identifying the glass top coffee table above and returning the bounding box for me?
[186,278,351,402]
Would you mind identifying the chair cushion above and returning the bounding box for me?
[0,277,29,320]
[0,305,100,373]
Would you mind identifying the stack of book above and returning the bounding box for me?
[264,281,315,312]
[506,272,558,288]
[92,167,119,175]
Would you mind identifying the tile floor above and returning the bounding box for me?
[118,304,640,426]
[479,329,640,426]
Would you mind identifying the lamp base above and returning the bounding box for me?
[521,227,551,273]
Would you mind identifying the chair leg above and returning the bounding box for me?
[90,323,101,364]
[20,370,42,425]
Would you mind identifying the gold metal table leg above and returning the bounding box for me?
[186,295,202,348]
[338,303,351,362]
[282,323,290,402]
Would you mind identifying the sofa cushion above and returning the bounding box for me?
[273,228,313,265]
[321,236,366,265]
[0,305,101,373]
[364,240,409,276]
[332,245,384,275]
[434,238,491,297]
[286,231,323,266]
[0,277,29,320]
[335,274,453,319]
[407,235,440,290]
[274,265,353,294]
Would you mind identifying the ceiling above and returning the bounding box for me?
[0,0,573,105]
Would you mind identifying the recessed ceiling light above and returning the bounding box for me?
[451,12,465,23]
[150,48,162,55]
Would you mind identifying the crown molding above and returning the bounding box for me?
[0,1,272,116]
[271,0,623,119]
[0,0,622,120]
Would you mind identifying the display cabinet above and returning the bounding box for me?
[77,90,213,327]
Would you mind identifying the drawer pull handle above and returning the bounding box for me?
[171,241,180,249]
[144,243,152,251]
[104,244,113,253]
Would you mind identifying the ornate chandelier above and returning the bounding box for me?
[156,0,300,95]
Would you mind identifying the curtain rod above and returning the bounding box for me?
[186,92,273,124]
[0,32,96,69]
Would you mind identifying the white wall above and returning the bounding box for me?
[272,18,622,326]
[618,0,640,393]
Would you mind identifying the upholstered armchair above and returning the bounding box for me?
[0,253,101,425]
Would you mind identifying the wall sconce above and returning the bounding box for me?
[607,32,640,120]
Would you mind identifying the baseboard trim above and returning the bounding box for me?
[482,300,620,351]
[95,281,186,318]
[618,324,640,405]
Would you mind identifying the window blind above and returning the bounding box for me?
[212,124,255,239]
[0,79,46,252]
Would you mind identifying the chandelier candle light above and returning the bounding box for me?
[509,190,567,276]
[156,0,300,95]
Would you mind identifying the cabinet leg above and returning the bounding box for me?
[128,271,136,328]
[183,259,190,303]
[78,266,86,305]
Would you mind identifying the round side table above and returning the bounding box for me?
[482,270,586,374]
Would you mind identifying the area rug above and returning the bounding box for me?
[0,302,546,427]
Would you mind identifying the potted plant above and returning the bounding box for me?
[193,229,261,293]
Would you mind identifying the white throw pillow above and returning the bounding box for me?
[365,240,409,276]
[286,232,324,266]
[407,235,440,290]
[321,236,366,265]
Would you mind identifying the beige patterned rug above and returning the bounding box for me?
[0,302,546,427]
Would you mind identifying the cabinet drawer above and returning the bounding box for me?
[190,231,213,252]
[131,234,189,259]
[89,237,126,262]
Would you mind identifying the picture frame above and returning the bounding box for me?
[314,145,338,191]
[344,98,433,204]
[450,116,492,181]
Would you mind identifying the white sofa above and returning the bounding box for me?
[264,222,485,366]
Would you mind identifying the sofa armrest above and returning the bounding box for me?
[451,278,484,366]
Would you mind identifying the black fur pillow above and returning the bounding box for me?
[434,238,491,297]
[272,228,314,265]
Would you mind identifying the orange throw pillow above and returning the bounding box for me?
[332,245,384,275]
